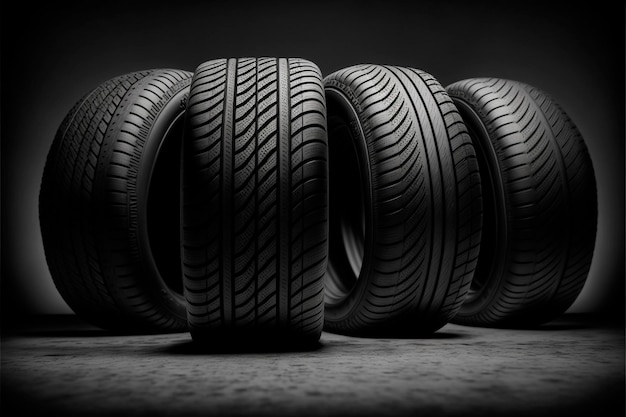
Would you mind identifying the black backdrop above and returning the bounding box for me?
[2,0,624,326]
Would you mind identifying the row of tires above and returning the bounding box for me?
[39,58,597,343]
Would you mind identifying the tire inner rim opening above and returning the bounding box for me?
[326,89,367,305]
[146,114,185,296]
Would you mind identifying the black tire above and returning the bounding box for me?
[446,78,598,327]
[39,69,192,332]
[182,58,328,344]
[323,65,483,336]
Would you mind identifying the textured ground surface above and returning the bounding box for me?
[1,314,623,416]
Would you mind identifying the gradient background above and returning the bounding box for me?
[2,0,624,325]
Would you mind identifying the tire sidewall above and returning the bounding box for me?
[96,77,189,325]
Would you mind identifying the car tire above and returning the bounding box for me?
[182,57,328,344]
[39,69,193,332]
[323,64,483,336]
[446,78,597,327]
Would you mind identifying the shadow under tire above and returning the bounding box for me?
[446,78,598,327]
[182,57,328,344]
[39,69,193,332]
[323,65,483,336]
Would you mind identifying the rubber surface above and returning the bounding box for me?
[446,78,597,327]
[182,57,328,343]
[39,69,193,332]
[323,65,483,335]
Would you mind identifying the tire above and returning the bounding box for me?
[323,65,483,336]
[446,78,598,327]
[182,58,328,344]
[39,69,192,333]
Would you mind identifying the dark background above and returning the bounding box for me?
[2,0,624,325]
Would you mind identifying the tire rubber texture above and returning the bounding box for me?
[182,58,328,344]
[39,69,193,332]
[446,78,597,327]
[323,65,483,336]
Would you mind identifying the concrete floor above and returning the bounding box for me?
[1,315,623,417]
